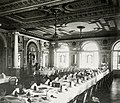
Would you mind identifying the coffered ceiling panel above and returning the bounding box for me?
[63,0,109,12]
[16,9,48,19]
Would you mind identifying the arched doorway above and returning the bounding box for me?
[55,43,69,68]
[27,42,38,75]
[79,41,99,69]
[112,41,120,70]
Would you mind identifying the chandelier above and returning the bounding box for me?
[51,8,61,50]
[71,25,85,51]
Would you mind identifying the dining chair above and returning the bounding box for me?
[9,77,18,86]
[76,90,89,103]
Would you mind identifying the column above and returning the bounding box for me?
[13,32,20,77]
[38,40,42,66]
[14,32,19,68]
[22,36,24,68]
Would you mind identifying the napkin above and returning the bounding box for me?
[31,83,38,91]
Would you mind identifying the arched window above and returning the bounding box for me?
[54,43,69,68]
[79,41,99,69]
[112,41,120,70]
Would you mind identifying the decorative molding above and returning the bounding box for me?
[16,6,118,28]
[63,0,108,12]
[0,0,75,16]
[0,0,119,41]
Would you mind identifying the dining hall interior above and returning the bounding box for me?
[0,0,120,103]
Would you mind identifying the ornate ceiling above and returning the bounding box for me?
[0,0,120,41]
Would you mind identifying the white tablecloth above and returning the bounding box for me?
[5,70,109,103]
[0,76,11,84]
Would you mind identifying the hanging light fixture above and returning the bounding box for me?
[72,25,85,51]
[51,8,60,50]
[77,25,85,38]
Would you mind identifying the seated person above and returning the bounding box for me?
[12,83,26,96]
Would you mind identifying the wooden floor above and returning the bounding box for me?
[95,78,120,103]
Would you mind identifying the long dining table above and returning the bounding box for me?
[5,70,110,103]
